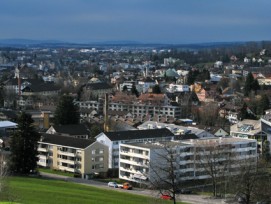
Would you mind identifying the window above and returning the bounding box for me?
[99,149,104,154]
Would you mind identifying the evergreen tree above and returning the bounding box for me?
[257,94,270,115]
[9,112,40,174]
[131,85,139,97]
[239,102,257,120]
[187,70,195,85]
[262,140,271,162]
[244,72,254,96]
[152,84,161,94]
[54,95,80,125]
[251,79,260,95]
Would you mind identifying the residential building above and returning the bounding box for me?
[37,134,108,178]
[95,128,175,169]
[166,83,190,93]
[230,119,266,153]
[119,137,257,184]
[137,121,215,138]
[46,124,90,139]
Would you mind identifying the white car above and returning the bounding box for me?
[108,182,118,188]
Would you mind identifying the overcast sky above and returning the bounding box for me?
[1,0,270,44]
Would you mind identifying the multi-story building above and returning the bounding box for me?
[137,121,214,138]
[119,137,257,184]
[166,83,190,93]
[230,119,266,153]
[109,93,181,118]
[95,128,175,169]
[37,134,108,179]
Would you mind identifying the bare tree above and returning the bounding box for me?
[231,159,271,204]
[0,152,10,201]
[148,143,181,204]
[194,142,233,197]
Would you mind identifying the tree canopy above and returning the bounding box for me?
[54,95,80,125]
[152,85,161,94]
[9,112,40,174]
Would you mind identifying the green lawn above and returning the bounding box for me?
[38,168,75,177]
[5,177,188,204]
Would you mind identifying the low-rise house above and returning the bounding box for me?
[119,137,257,184]
[82,82,114,99]
[37,134,108,178]
[46,124,90,139]
[95,128,175,169]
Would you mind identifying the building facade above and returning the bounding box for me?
[119,137,257,184]
[38,134,108,178]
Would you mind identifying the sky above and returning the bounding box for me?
[0,0,270,44]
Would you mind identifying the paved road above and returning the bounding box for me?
[39,172,229,204]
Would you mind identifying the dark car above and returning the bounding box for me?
[176,189,192,194]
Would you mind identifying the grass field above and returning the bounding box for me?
[38,168,75,177]
[4,177,188,204]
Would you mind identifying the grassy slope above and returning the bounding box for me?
[7,177,187,204]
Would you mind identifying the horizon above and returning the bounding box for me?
[1,1,270,44]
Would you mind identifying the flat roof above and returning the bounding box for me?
[0,121,17,128]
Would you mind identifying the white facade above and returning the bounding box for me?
[96,131,174,169]
[119,137,257,184]
[166,83,190,93]
[138,121,214,138]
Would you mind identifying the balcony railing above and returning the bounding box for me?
[58,166,75,173]
[38,147,48,152]
[58,150,76,157]
[58,158,75,165]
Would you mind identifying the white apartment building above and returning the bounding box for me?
[95,128,175,169]
[119,137,257,184]
[119,81,136,92]
[108,102,181,118]
[138,121,214,138]
[166,83,190,93]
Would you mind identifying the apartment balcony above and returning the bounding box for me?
[58,166,75,173]
[179,168,194,173]
[57,150,76,157]
[38,147,48,152]
[39,154,48,159]
[179,160,194,165]
[37,161,48,167]
[119,166,148,175]
[58,158,75,165]
[179,152,193,157]
[120,151,149,159]
[119,158,149,167]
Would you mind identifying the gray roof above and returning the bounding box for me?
[104,128,174,141]
[52,124,89,135]
[40,133,93,149]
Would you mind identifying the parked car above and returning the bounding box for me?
[160,193,173,200]
[176,188,192,194]
[122,182,133,190]
[108,182,118,188]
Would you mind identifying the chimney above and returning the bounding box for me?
[103,93,109,132]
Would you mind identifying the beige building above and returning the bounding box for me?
[38,134,108,178]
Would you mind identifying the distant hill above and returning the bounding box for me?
[0,38,265,50]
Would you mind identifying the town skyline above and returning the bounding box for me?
[1,0,270,44]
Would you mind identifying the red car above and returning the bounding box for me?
[160,194,173,200]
